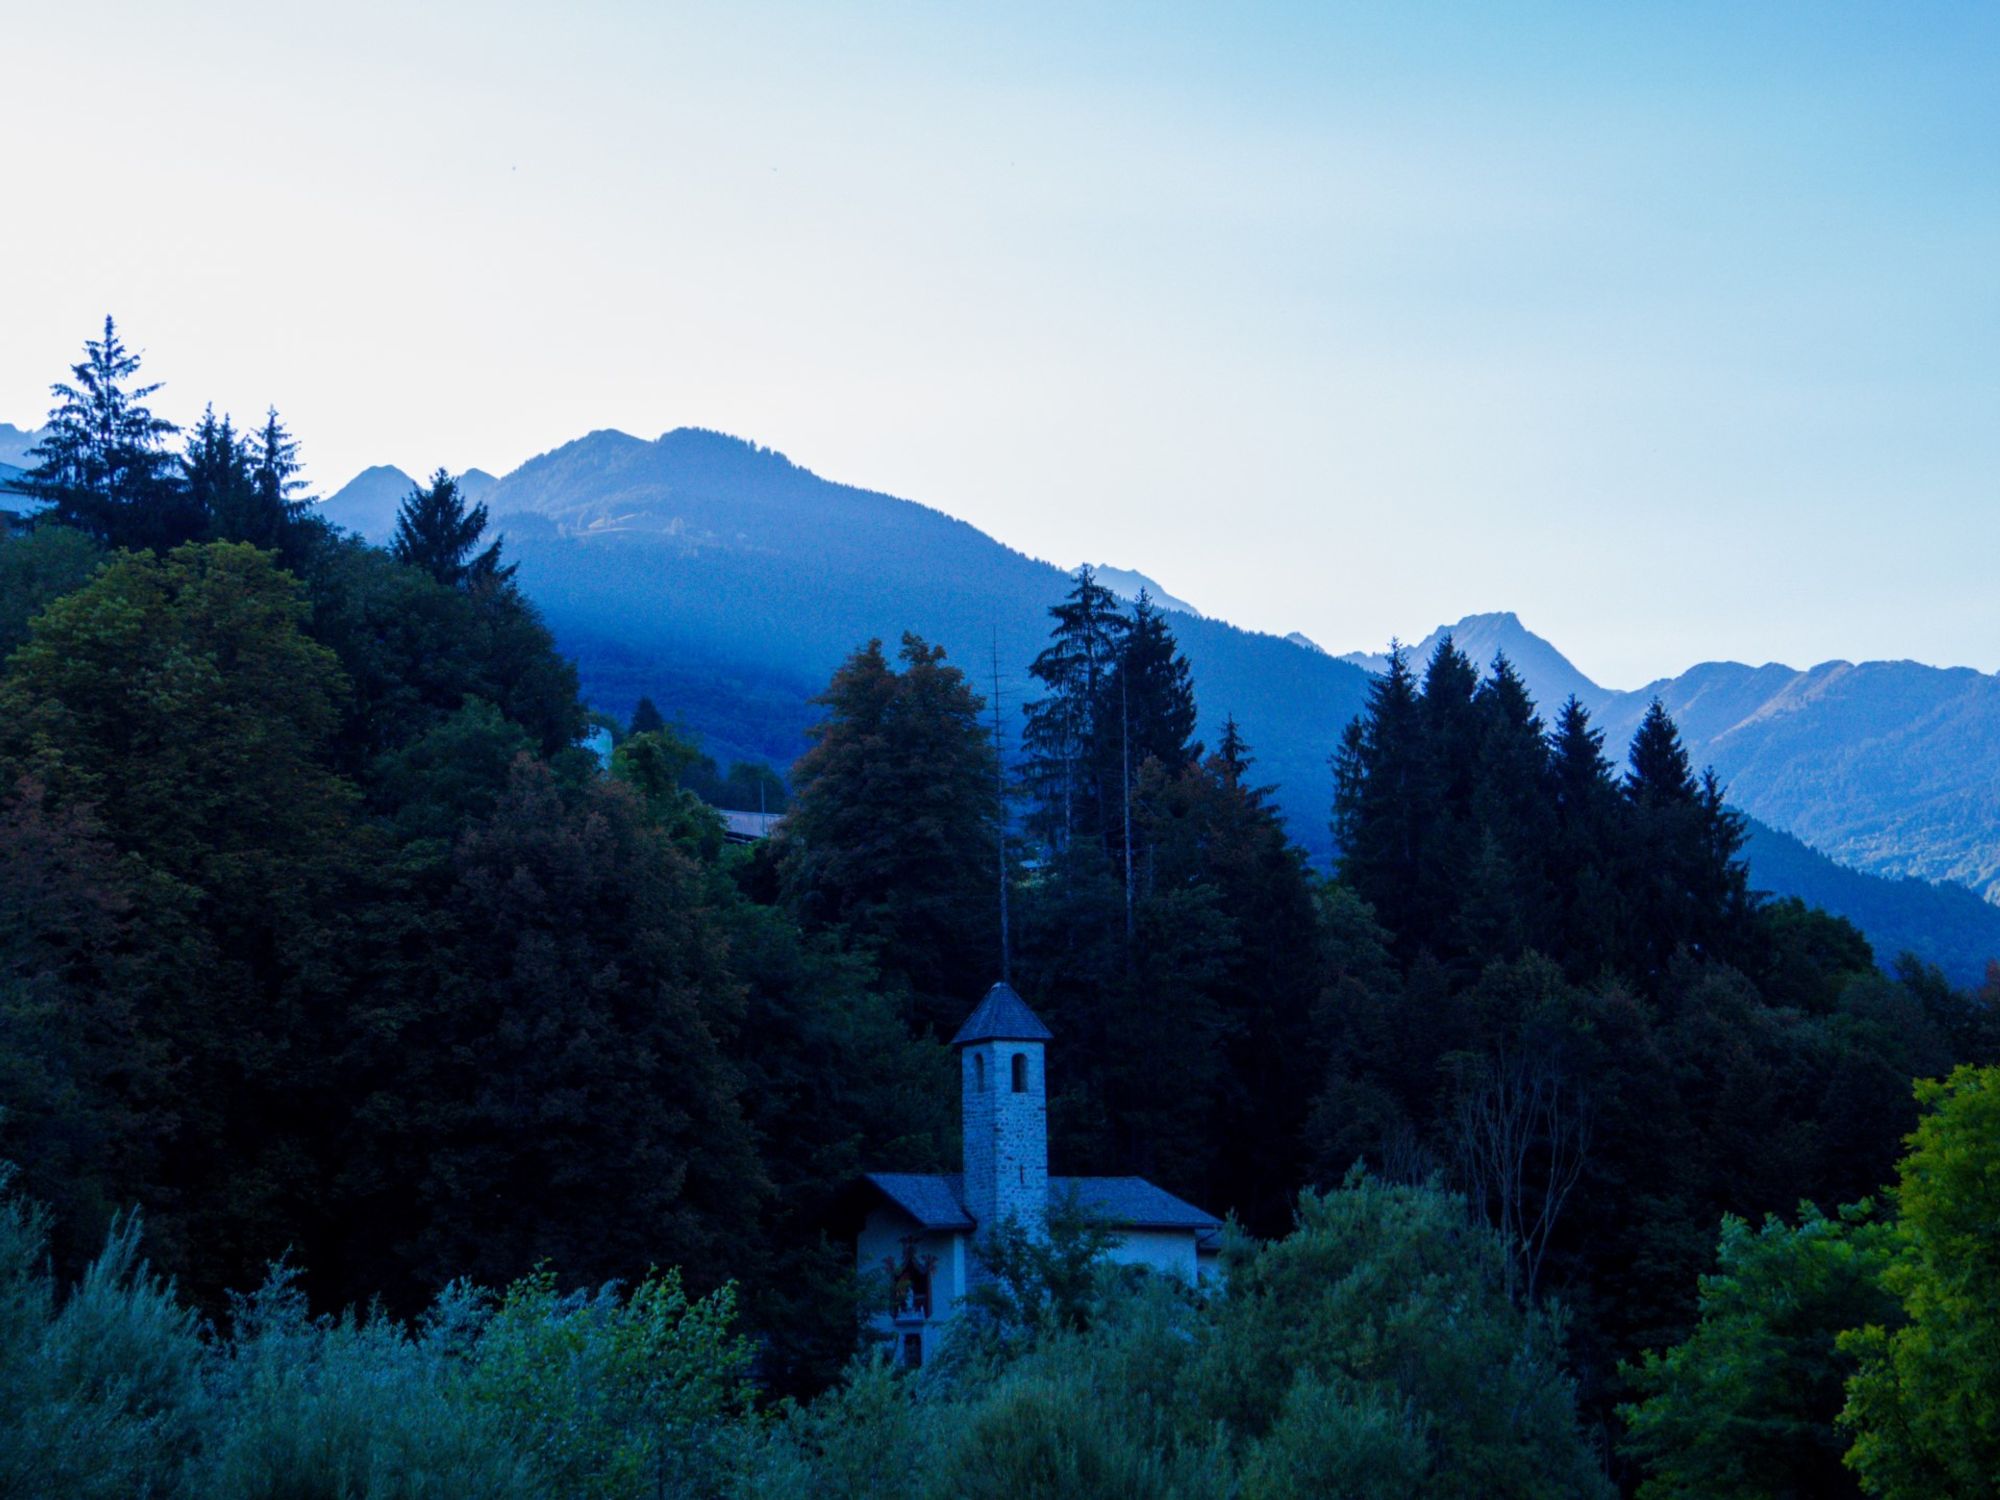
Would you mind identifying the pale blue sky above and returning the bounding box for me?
[5,2,1995,686]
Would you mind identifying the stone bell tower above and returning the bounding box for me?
[952,981,1051,1249]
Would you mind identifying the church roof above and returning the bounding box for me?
[1050,1176,1221,1230]
[949,982,1053,1047]
[865,1173,976,1230]
[860,1172,1220,1232]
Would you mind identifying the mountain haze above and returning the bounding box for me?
[1089,565,1204,619]
[475,427,1376,846]
[313,426,2000,978]
[1346,611,2000,905]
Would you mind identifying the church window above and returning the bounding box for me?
[974,1054,986,1091]
[1011,1053,1029,1093]
[902,1333,923,1369]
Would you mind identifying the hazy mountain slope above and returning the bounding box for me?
[1345,612,2000,902]
[1592,662,2000,901]
[484,428,1376,855]
[1742,816,2000,985]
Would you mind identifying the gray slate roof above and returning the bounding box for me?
[862,1172,1219,1232]
[865,1173,975,1230]
[949,982,1053,1047]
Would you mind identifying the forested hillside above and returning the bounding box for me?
[5,321,1997,1495]
[1350,610,2000,905]
[325,426,1378,845]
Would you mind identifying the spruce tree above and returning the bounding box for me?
[1626,698,1698,807]
[1021,566,1128,855]
[1107,591,1200,775]
[240,408,315,558]
[23,316,189,550]
[391,469,512,588]
[182,406,254,540]
[629,696,667,736]
[1545,695,1625,978]
[1332,645,1425,948]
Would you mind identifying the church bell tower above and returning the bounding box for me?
[953,981,1051,1249]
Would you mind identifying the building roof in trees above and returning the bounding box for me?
[861,1172,1221,1232]
[949,981,1053,1047]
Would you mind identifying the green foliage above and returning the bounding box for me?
[0,1179,202,1498]
[777,633,1000,1034]
[195,1269,539,1499]
[1619,1204,1897,1498]
[1839,1065,2000,1497]
[964,1195,1125,1337]
[0,524,101,660]
[467,1266,755,1498]
[755,1175,1607,1500]
[1197,1173,1612,1498]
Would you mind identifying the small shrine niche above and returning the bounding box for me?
[883,1234,938,1323]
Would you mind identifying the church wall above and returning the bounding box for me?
[1105,1227,1201,1282]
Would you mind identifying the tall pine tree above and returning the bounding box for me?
[391,469,512,588]
[22,317,191,551]
[1021,566,1128,856]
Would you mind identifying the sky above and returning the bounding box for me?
[4,2,1996,688]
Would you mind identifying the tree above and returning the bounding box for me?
[181,406,255,541]
[776,635,1000,1035]
[225,407,318,563]
[1620,1203,1896,1500]
[0,542,357,1297]
[629,695,667,736]
[1195,1172,1614,1498]
[342,760,769,1303]
[1332,645,1425,951]
[21,317,192,551]
[1021,567,1128,856]
[0,526,102,660]
[1839,1065,2000,1497]
[391,469,512,588]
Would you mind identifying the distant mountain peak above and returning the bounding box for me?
[1285,632,1327,655]
[1086,565,1202,619]
[1340,611,1604,710]
[317,464,419,543]
[0,423,45,469]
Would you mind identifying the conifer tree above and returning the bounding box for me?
[1107,591,1200,776]
[1332,645,1424,948]
[1021,566,1128,855]
[1545,695,1624,976]
[776,635,1000,1035]
[182,406,254,539]
[22,316,190,550]
[629,695,667,736]
[391,469,512,589]
[239,408,315,558]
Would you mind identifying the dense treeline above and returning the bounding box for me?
[0,321,949,1392]
[3,320,1997,1494]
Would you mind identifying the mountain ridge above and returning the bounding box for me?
[316,425,2000,979]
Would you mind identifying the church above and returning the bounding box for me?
[850,981,1223,1367]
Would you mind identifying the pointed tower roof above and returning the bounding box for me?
[950,981,1053,1047]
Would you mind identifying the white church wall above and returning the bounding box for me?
[1105,1227,1200,1281]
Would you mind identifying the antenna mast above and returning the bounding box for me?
[992,627,1012,984]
